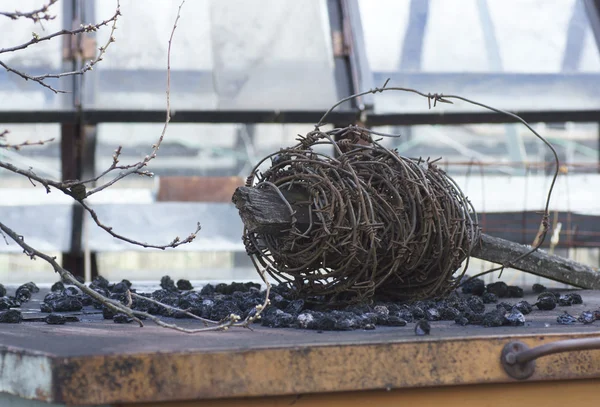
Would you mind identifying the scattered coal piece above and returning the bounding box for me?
[40,303,53,313]
[296,312,316,329]
[200,284,215,296]
[461,278,485,296]
[284,299,305,315]
[14,286,31,303]
[160,275,178,292]
[414,320,431,336]
[578,311,595,324]
[557,312,577,325]
[486,282,509,298]
[0,309,22,323]
[19,282,39,294]
[496,302,513,312]
[65,286,81,296]
[102,305,115,320]
[558,295,574,306]
[177,279,193,291]
[261,308,295,328]
[50,281,65,292]
[425,308,441,321]
[383,316,407,326]
[536,294,557,311]
[111,281,129,294]
[46,296,83,312]
[482,310,506,327]
[532,283,547,294]
[455,316,469,326]
[507,286,524,298]
[113,313,134,324]
[467,296,485,313]
[0,284,5,297]
[504,310,525,326]
[45,314,67,325]
[439,307,460,321]
[482,292,498,304]
[90,275,110,290]
[566,293,583,305]
[513,301,533,315]
[410,306,426,320]
[0,297,14,310]
[210,300,243,321]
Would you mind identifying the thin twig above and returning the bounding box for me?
[0,0,58,22]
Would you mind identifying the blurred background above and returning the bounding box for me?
[1,0,599,288]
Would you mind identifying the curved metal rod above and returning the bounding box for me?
[506,338,600,365]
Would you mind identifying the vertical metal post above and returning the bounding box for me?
[61,0,98,280]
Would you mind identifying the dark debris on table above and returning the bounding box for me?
[0,277,598,334]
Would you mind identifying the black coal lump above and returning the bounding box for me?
[496,302,513,312]
[565,293,583,305]
[557,312,577,325]
[113,313,134,324]
[425,308,441,321]
[461,277,485,296]
[558,295,574,306]
[486,282,509,298]
[467,296,485,313]
[40,303,53,313]
[210,300,242,321]
[90,275,110,290]
[414,319,431,336]
[45,314,67,325]
[504,310,525,326]
[507,286,524,298]
[261,308,295,328]
[102,305,115,320]
[199,283,215,296]
[0,297,13,310]
[284,299,305,315]
[513,301,533,315]
[532,283,547,293]
[410,306,426,320]
[14,286,31,303]
[111,281,129,294]
[482,310,505,327]
[49,296,83,312]
[20,282,39,294]
[384,316,407,326]
[50,281,65,292]
[455,316,469,326]
[176,279,193,291]
[160,275,178,292]
[439,307,460,321]
[0,309,22,323]
[462,309,484,325]
[481,292,498,304]
[536,294,557,311]
[578,311,595,324]
[0,284,5,297]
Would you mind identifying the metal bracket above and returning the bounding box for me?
[501,341,536,380]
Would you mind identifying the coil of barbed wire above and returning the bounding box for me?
[242,125,480,303]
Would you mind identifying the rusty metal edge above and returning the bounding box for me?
[38,332,600,405]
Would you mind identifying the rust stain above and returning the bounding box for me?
[51,333,600,405]
[156,176,244,202]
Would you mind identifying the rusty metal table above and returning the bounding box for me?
[2,289,600,406]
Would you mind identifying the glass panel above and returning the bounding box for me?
[0,124,62,184]
[88,0,337,110]
[0,0,66,110]
[359,0,600,112]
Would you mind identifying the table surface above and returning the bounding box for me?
[2,287,600,405]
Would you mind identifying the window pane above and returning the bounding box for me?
[359,0,600,112]
[88,0,337,110]
[0,0,66,110]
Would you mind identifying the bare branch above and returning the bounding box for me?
[0,136,55,150]
[0,0,58,22]
[0,2,121,93]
